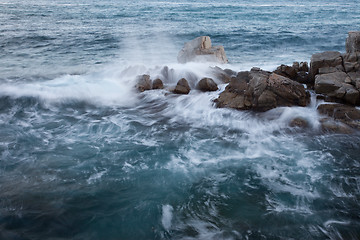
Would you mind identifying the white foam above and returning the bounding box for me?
[161,204,173,231]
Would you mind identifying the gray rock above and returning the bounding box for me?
[309,51,343,81]
[177,36,228,64]
[318,103,360,130]
[135,74,152,92]
[196,78,218,92]
[152,78,164,89]
[215,70,309,112]
[174,78,191,94]
[210,66,235,83]
[346,31,360,53]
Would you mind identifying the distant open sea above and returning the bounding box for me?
[0,0,360,239]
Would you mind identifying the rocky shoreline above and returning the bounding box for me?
[135,32,360,133]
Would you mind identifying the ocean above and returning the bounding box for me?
[0,0,360,239]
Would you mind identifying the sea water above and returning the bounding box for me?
[0,0,360,239]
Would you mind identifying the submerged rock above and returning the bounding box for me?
[196,77,218,92]
[152,78,164,89]
[289,117,309,129]
[215,69,310,112]
[177,36,228,64]
[135,74,152,92]
[174,78,191,94]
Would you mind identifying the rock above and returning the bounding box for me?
[320,118,353,134]
[346,31,360,53]
[317,103,360,130]
[348,72,360,89]
[211,66,235,83]
[215,70,310,112]
[299,62,309,72]
[289,117,309,128]
[295,71,310,84]
[309,51,344,81]
[174,78,191,94]
[274,64,297,80]
[343,52,360,73]
[135,74,152,92]
[196,78,218,91]
[152,78,164,89]
[318,66,344,74]
[177,36,228,64]
[315,72,360,105]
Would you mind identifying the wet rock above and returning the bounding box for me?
[320,118,353,134]
[196,77,218,92]
[174,78,191,94]
[211,66,235,83]
[152,78,164,89]
[309,51,344,81]
[274,64,297,80]
[289,117,309,129]
[215,70,309,112]
[346,31,360,53]
[177,36,228,64]
[315,72,360,105]
[317,103,360,130]
[135,74,152,92]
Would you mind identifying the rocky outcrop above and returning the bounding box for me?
[135,74,152,92]
[317,103,360,131]
[174,78,191,94]
[274,62,310,84]
[177,36,228,64]
[210,66,236,83]
[196,78,218,92]
[152,78,164,89]
[346,31,360,53]
[215,69,310,112]
[309,51,344,82]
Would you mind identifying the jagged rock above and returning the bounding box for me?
[309,51,344,81]
[299,62,309,72]
[174,78,191,94]
[215,69,309,112]
[135,74,152,92]
[346,31,360,53]
[177,36,228,64]
[274,64,297,80]
[317,103,360,131]
[152,78,164,89]
[315,72,360,105]
[295,71,310,84]
[196,78,218,92]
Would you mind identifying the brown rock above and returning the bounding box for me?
[346,31,360,53]
[135,74,152,92]
[152,78,164,89]
[289,118,309,128]
[317,103,360,130]
[309,51,344,81]
[196,78,218,92]
[174,78,191,94]
[320,119,353,134]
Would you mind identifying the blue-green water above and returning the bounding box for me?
[0,0,360,239]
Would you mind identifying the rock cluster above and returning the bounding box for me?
[135,74,164,92]
[274,61,310,84]
[177,36,228,64]
[215,68,309,111]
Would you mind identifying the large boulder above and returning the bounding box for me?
[317,103,360,130]
[346,31,360,53]
[215,69,310,112]
[309,51,344,82]
[174,78,191,94]
[196,78,218,92]
[177,36,228,64]
[314,72,360,105]
[135,74,152,92]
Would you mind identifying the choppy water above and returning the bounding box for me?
[1,0,360,239]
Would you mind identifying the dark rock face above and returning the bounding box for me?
[215,69,310,112]
[346,31,360,53]
[135,74,152,92]
[317,103,360,130]
[174,78,191,94]
[196,78,218,92]
[177,36,228,64]
[309,51,343,82]
[274,62,310,84]
[152,78,164,89]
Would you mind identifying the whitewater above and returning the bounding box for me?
[0,0,360,239]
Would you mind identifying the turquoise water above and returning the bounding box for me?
[0,0,360,239]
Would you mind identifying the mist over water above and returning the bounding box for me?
[1,0,360,239]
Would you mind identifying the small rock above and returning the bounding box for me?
[289,117,309,128]
[174,78,191,94]
[135,74,152,92]
[152,78,164,89]
[196,77,218,92]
